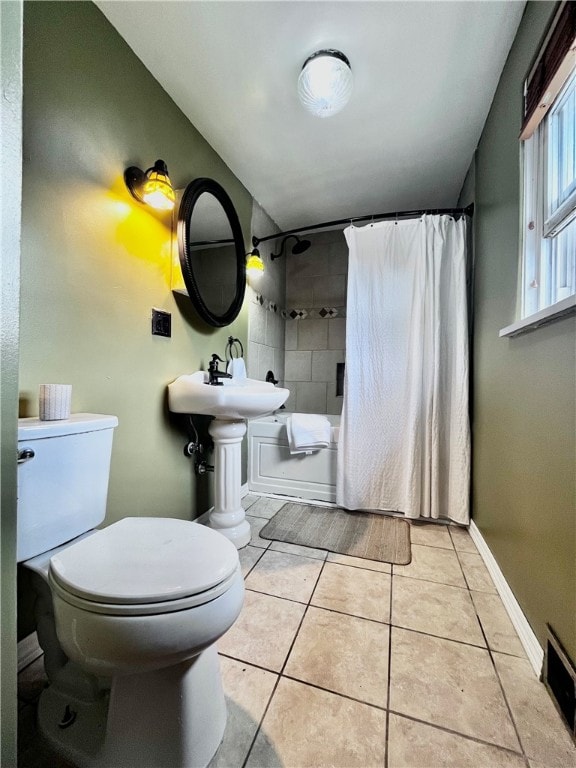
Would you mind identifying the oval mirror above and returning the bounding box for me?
[177,178,246,327]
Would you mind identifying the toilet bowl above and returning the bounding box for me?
[48,517,244,767]
[18,414,245,768]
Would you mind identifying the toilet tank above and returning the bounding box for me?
[17,413,118,563]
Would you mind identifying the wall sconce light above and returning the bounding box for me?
[271,235,311,261]
[246,247,265,278]
[124,159,176,210]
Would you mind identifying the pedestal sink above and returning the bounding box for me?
[168,372,289,548]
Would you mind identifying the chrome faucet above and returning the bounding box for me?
[208,354,232,386]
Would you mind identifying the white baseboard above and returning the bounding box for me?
[469,520,543,677]
[240,483,249,498]
[18,631,43,672]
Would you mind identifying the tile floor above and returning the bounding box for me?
[18,495,576,768]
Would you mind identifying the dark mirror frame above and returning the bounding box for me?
[177,177,246,328]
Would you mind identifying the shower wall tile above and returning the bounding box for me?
[266,311,284,350]
[286,275,314,307]
[283,230,349,415]
[288,248,333,279]
[285,351,312,382]
[326,393,344,415]
[249,302,267,344]
[297,320,328,351]
[248,203,286,386]
[273,348,285,385]
[285,322,298,351]
[312,350,345,383]
[312,275,346,307]
[283,385,297,412]
[328,318,346,350]
[257,344,275,383]
[296,382,327,414]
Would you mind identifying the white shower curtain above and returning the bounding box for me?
[337,215,470,525]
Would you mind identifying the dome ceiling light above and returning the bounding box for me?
[297,49,353,118]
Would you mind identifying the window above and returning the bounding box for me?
[520,3,576,322]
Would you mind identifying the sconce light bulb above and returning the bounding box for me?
[142,185,175,210]
[246,251,265,278]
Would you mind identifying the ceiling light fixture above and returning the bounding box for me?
[124,159,176,210]
[297,49,353,118]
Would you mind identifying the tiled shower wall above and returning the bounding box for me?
[284,229,348,414]
[247,203,286,384]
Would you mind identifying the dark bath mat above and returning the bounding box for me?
[259,502,411,565]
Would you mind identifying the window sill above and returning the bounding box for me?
[499,295,576,338]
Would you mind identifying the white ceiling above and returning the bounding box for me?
[97,1,526,232]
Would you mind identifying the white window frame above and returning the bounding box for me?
[501,32,576,338]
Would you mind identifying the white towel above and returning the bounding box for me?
[286,413,331,455]
[227,357,247,382]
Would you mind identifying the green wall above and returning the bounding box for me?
[1,1,23,760]
[21,2,252,536]
[472,1,575,660]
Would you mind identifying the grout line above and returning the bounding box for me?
[387,709,527,758]
[307,602,390,627]
[280,672,388,712]
[385,564,394,768]
[485,641,530,763]
[241,556,328,768]
[240,549,266,580]
[390,623,491,653]
[218,652,279,677]
[392,571,470,591]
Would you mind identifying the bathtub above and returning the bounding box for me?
[248,412,340,503]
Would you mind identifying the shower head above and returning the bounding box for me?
[271,235,311,260]
[291,237,311,255]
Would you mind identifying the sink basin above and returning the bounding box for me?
[168,371,289,420]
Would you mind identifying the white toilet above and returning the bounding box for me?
[18,413,244,768]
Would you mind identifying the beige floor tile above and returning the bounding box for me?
[285,606,389,707]
[527,762,559,768]
[449,525,478,553]
[389,627,519,751]
[245,549,324,603]
[470,591,526,657]
[210,657,277,768]
[494,652,576,767]
[312,562,391,623]
[238,545,265,577]
[246,515,273,548]
[409,522,454,550]
[242,494,260,511]
[326,552,391,573]
[393,543,466,588]
[247,497,287,519]
[218,590,305,672]
[458,551,497,593]
[392,575,485,647]
[269,540,328,560]
[388,713,526,768]
[245,677,387,768]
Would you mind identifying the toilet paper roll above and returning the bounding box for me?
[39,384,72,421]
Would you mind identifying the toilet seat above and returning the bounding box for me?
[49,517,240,615]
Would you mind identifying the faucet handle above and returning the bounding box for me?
[209,354,225,369]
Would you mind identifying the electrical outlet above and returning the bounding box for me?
[151,308,171,338]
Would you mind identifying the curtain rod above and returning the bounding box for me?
[252,203,474,247]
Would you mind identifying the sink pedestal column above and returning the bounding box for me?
[207,418,251,549]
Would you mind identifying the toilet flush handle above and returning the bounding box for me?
[17,447,35,464]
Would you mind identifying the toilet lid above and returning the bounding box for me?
[49,517,239,605]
